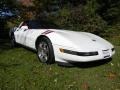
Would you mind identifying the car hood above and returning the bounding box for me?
[48,29,113,51]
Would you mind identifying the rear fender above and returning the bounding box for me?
[9,27,17,38]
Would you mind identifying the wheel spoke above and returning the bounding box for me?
[38,41,49,62]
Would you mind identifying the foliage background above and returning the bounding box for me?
[0,0,120,37]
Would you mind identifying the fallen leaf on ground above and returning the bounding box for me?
[106,72,117,79]
[81,82,89,90]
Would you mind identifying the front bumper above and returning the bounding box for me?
[53,44,115,62]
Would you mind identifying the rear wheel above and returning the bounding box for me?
[37,37,55,64]
[10,34,17,48]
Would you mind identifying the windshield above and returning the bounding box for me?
[26,20,60,29]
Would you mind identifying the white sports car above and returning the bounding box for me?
[9,20,115,65]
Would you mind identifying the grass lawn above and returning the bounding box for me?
[0,38,120,90]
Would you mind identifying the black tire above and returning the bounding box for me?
[37,37,55,64]
[10,34,17,48]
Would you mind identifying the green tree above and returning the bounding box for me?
[97,0,120,24]
[0,0,17,10]
[48,0,107,36]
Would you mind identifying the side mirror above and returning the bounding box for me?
[21,26,28,29]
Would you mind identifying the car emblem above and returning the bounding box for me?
[92,39,96,41]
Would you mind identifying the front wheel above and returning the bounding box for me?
[37,37,55,64]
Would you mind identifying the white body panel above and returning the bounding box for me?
[14,28,115,63]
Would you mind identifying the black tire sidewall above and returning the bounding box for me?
[37,37,55,64]
[10,35,16,48]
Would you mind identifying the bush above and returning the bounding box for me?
[49,3,107,36]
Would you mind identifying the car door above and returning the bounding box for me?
[24,29,36,49]
[23,20,41,48]
[24,29,47,49]
[19,28,30,46]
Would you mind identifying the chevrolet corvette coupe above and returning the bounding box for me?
[9,20,115,65]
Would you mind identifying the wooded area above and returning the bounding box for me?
[0,0,120,37]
